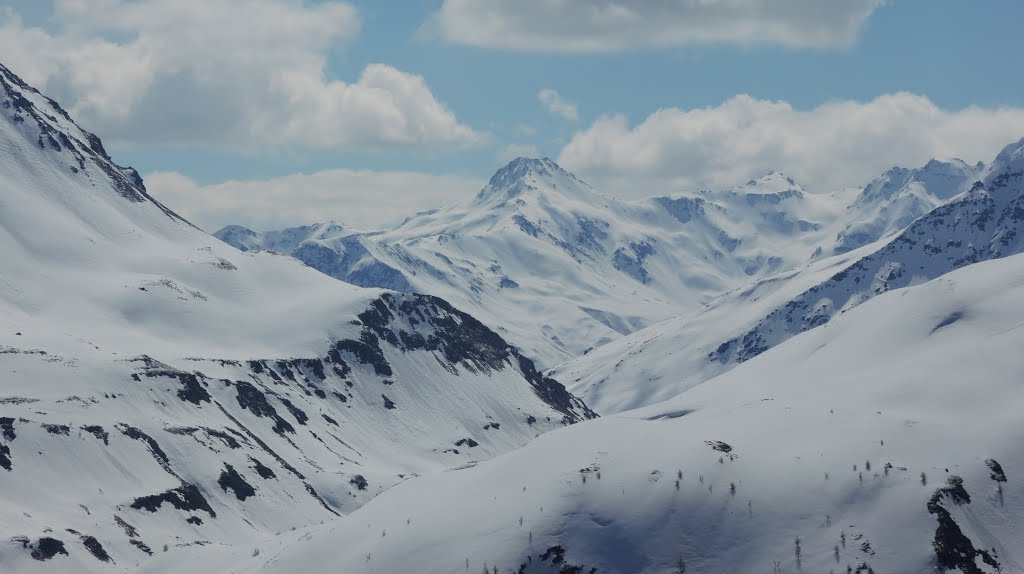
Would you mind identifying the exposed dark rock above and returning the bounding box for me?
[233,381,294,435]
[165,426,242,450]
[986,459,1007,483]
[612,240,655,284]
[541,545,567,564]
[250,457,276,480]
[279,398,308,425]
[205,428,242,450]
[1,416,15,440]
[130,484,216,518]
[515,354,597,423]
[332,334,392,377]
[349,474,368,491]
[297,358,326,380]
[275,361,297,382]
[186,516,203,525]
[214,402,304,481]
[382,394,396,410]
[80,535,111,562]
[705,440,733,454]
[82,425,109,445]
[174,373,212,405]
[29,537,68,561]
[927,476,1000,573]
[129,539,153,555]
[302,482,339,516]
[42,423,70,435]
[330,293,594,422]
[525,545,596,574]
[454,438,479,448]
[118,424,176,477]
[218,464,256,501]
[139,367,212,405]
[324,347,352,378]
[114,515,138,538]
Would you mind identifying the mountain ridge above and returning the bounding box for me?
[0,60,595,572]
[557,138,1024,414]
[217,156,853,368]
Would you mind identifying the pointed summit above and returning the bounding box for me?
[732,171,806,197]
[858,158,982,206]
[474,157,594,204]
[985,137,1024,190]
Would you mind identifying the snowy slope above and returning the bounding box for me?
[143,248,1024,574]
[558,139,1024,413]
[0,63,593,572]
[217,161,852,368]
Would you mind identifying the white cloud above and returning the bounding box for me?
[538,89,578,121]
[0,1,480,149]
[436,0,882,52]
[497,143,542,164]
[557,93,1024,196]
[146,169,486,232]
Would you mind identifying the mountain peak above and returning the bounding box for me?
[475,157,592,204]
[859,158,984,205]
[732,170,804,196]
[985,137,1024,189]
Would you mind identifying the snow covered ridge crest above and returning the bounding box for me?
[0,63,188,224]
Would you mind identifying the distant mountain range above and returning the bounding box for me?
[218,156,969,369]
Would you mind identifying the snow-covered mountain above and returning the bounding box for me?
[831,159,984,255]
[142,245,1024,574]
[4,55,1023,574]
[0,63,593,572]
[216,161,852,368]
[215,221,349,255]
[558,139,1024,413]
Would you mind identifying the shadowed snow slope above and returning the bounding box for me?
[142,249,1024,574]
[0,63,592,573]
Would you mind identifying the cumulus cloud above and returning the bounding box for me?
[435,0,882,52]
[0,0,480,148]
[538,89,578,121]
[146,170,485,232]
[557,93,1024,195]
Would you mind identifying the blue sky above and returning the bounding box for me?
[3,0,1024,230]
